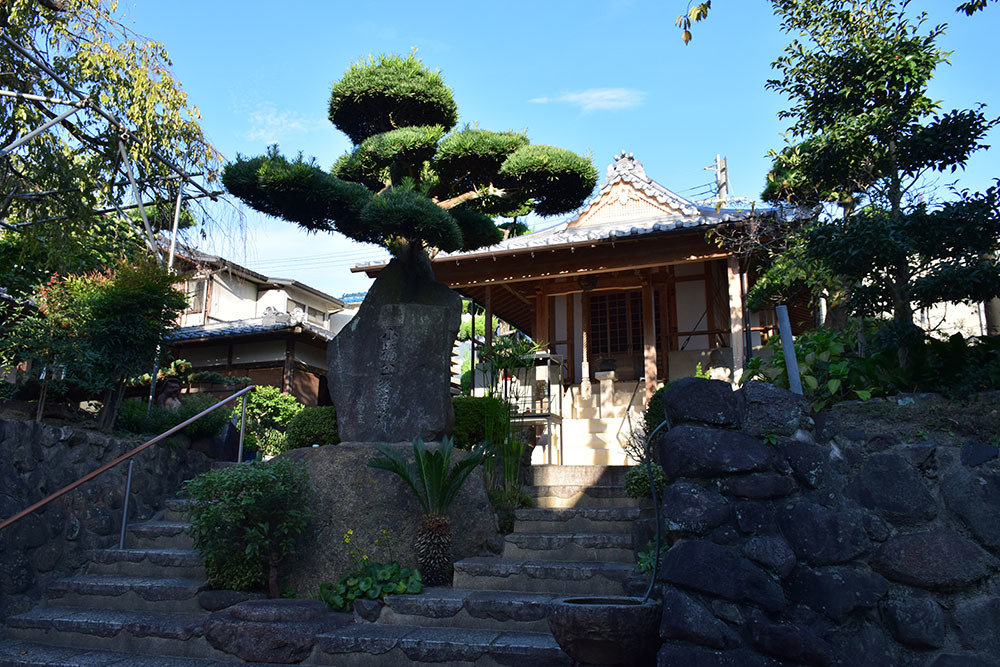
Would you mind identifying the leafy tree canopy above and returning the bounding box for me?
[749,0,1000,368]
[1,0,222,297]
[224,54,597,257]
[674,0,996,44]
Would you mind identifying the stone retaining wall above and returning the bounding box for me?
[0,419,211,620]
[651,378,1000,666]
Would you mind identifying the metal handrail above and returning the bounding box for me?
[0,384,255,533]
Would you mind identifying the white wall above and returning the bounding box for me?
[210,274,258,322]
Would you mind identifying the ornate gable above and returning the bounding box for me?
[568,151,699,228]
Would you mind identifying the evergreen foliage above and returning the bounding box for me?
[223,53,596,259]
[451,396,510,449]
[285,406,340,449]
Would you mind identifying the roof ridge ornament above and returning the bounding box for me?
[607,149,647,183]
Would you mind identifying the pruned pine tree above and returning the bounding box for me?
[223,53,597,265]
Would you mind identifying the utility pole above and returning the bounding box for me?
[705,154,730,203]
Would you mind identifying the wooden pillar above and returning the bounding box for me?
[534,286,549,350]
[283,334,296,395]
[727,256,745,384]
[641,274,658,401]
[484,286,494,350]
[580,294,592,399]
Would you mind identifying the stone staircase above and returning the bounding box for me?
[552,380,646,466]
[314,464,644,665]
[1,465,645,666]
[0,499,236,665]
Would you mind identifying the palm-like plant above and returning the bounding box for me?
[369,437,484,586]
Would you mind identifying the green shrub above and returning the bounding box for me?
[235,385,304,454]
[643,387,665,435]
[742,327,885,411]
[451,395,509,449]
[285,406,340,449]
[624,463,668,499]
[116,393,229,439]
[183,457,310,597]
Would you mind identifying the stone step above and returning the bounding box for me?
[311,624,571,666]
[0,639,224,666]
[502,533,634,563]
[526,484,641,509]
[377,587,560,633]
[3,607,226,662]
[523,464,630,487]
[127,521,194,549]
[452,557,632,596]
[513,507,643,534]
[558,447,630,467]
[46,574,204,613]
[87,548,205,579]
[162,498,190,523]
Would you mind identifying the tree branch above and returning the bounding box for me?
[435,185,507,210]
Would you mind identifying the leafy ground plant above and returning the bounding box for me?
[316,529,422,611]
[183,457,310,598]
[623,462,668,500]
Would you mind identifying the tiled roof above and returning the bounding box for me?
[165,317,336,343]
[352,152,807,271]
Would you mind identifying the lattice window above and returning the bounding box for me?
[590,291,644,356]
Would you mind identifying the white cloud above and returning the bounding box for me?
[529,88,646,112]
[244,103,323,143]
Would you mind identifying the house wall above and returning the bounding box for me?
[255,288,286,316]
[209,273,258,322]
[295,341,328,370]
[232,340,286,365]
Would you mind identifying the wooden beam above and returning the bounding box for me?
[641,273,658,401]
[566,294,576,384]
[503,283,531,305]
[728,256,745,383]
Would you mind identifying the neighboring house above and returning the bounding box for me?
[165,246,356,406]
[358,151,789,465]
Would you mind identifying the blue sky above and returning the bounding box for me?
[123,1,999,298]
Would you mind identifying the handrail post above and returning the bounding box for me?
[237,393,248,463]
[118,460,134,550]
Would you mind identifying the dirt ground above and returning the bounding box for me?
[821,391,1000,446]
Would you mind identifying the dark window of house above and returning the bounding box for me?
[286,298,305,314]
[307,306,325,325]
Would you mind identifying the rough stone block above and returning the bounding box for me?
[848,453,937,524]
[942,468,1000,552]
[719,472,796,499]
[779,502,870,566]
[741,381,812,438]
[659,587,742,649]
[747,608,834,666]
[660,540,786,613]
[787,565,888,621]
[663,377,746,429]
[872,531,994,592]
[661,481,731,533]
[741,536,796,578]
[881,594,945,649]
[954,596,1000,653]
[656,425,774,479]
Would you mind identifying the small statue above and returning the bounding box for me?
[157,377,183,411]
